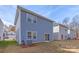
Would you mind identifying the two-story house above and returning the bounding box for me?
[53,23,68,40]
[14,6,54,45]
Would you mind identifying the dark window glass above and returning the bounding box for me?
[28,32,32,39]
[33,32,36,39]
[28,18,31,22]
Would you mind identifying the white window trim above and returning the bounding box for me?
[33,16,37,24]
[27,32,32,40]
[44,33,50,40]
[27,13,32,23]
[27,31,37,40]
[27,13,37,24]
[32,31,37,39]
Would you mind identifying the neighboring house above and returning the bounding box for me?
[3,25,16,40]
[14,6,54,45]
[67,29,76,40]
[6,31,16,40]
[7,25,16,40]
[53,23,68,40]
[0,19,4,40]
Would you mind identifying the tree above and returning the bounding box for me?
[62,17,70,26]
[71,15,79,29]
[69,15,79,39]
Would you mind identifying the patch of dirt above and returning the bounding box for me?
[0,40,79,53]
[61,48,79,53]
[2,45,58,53]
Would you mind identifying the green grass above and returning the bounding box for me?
[0,40,17,48]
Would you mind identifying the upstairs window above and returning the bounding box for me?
[27,14,37,23]
[33,19,36,23]
[33,16,37,23]
[28,17,32,23]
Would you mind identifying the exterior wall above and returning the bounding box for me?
[53,33,59,40]
[53,26,59,33]
[0,26,3,40]
[59,26,68,40]
[3,25,8,39]
[53,25,68,40]
[16,9,21,44]
[0,21,4,40]
[20,10,53,44]
[53,26,59,40]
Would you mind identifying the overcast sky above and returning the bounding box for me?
[0,5,79,26]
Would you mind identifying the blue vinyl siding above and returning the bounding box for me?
[20,10,53,44]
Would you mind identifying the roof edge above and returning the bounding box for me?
[14,6,54,25]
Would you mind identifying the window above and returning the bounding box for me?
[33,16,37,23]
[28,17,37,23]
[27,32,32,39]
[65,29,67,31]
[33,20,36,23]
[44,33,50,40]
[28,17,32,22]
[61,34,63,40]
[68,30,70,34]
[33,32,37,39]
[27,32,37,39]
[27,14,37,23]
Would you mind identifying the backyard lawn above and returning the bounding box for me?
[0,40,17,47]
[0,40,79,53]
